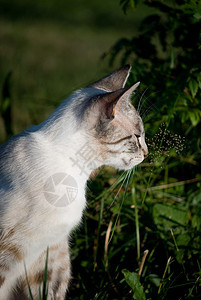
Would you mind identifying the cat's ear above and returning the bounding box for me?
[89,65,132,92]
[88,81,140,128]
[110,81,140,117]
[93,88,129,120]
[99,81,140,118]
[117,81,140,102]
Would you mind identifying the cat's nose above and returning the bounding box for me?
[144,153,148,158]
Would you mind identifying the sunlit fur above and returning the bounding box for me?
[0,65,148,299]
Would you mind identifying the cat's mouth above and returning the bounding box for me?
[122,155,145,167]
[124,151,148,159]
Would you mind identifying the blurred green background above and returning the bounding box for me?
[0,1,201,299]
[0,0,152,139]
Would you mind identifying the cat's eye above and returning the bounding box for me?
[135,134,141,146]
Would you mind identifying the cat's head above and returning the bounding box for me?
[74,65,148,171]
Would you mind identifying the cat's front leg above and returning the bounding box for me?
[20,239,71,300]
[51,240,71,300]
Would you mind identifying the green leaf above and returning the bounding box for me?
[189,79,199,98]
[153,203,188,231]
[120,0,137,14]
[194,12,201,20]
[1,97,11,114]
[122,269,146,300]
[176,233,191,247]
[175,233,191,264]
[147,274,161,287]
[196,72,201,81]
[192,215,201,230]
[188,109,201,126]
[196,73,201,88]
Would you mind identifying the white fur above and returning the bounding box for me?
[0,88,104,298]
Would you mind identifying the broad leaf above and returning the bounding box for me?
[122,269,146,300]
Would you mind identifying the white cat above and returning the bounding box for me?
[0,65,148,299]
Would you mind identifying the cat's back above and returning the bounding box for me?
[0,131,38,216]
[0,130,40,186]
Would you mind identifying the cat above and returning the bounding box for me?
[0,65,148,299]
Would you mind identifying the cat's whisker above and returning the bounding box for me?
[122,170,131,191]
[137,87,149,113]
[131,167,136,179]
[139,90,161,118]
[141,102,159,120]
[108,171,129,209]
[122,169,132,200]
[109,170,127,193]
[138,89,158,115]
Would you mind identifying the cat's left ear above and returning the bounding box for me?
[89,65,132,92]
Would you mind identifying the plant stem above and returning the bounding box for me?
[132,185,140,261]
[158,256,172,294]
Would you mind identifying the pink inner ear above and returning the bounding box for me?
[112,104,116,118]
[112,101,124,118]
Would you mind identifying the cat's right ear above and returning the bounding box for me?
[86,81,140,129]
[89,65,131,92]
[86,88,127,129]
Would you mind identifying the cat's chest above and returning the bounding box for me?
[43,178,86,233]
[17,137,89,244]
[22,184,86,256]
[22,194,86,270]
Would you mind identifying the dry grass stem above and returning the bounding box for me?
[146,177,201,191]
[104,220,113,269]
[138,249,149,277]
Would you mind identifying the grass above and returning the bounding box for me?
[66,161,200,299]
[25,248,50,300]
